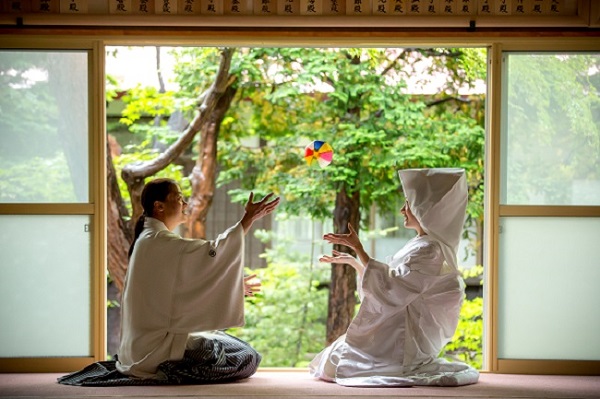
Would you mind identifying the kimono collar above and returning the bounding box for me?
[397,168,468,271]
[144,216,170,232]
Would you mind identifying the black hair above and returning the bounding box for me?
[127,178,177,259]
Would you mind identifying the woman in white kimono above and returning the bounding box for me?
[58,178,279,386]
[310,168,479,387]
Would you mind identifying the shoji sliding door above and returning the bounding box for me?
[490,45,600,374]
[0,40,106,372]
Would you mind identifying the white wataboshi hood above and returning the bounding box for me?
[397,168,468,271]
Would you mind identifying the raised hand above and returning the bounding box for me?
[244,274,262,297]
[319,249,365,277]
[240,192,280,234]
[323,223,362,251]
[322,223,370,265]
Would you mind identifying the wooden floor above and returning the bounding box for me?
[1,370,600,399]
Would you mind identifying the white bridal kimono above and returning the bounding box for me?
[117,217,246,379]
[309,168,480,387]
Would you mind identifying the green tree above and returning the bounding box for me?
[215,47,486,342]
[109,46,486,345]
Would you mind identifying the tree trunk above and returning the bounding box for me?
[106,138,133,356]
[326,60,363,344]
[106,280,122,357]
[326,185,360,345]
[186,85,237,239]
[107,139,132,291]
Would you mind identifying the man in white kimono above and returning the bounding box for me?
[310,168,480,387]
[58,178,279,386]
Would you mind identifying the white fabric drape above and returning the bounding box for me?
[309,168,479,387]
[117,217,245,378]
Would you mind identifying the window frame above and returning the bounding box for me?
[1,32,598,374]
[0,38,106,372]
[487,40,600,374]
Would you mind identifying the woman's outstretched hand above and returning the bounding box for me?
[322,223,370,265]
[323,223,361,250]
[240,192,280,234]
[319,250,365,277]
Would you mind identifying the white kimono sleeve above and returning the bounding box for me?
[170,223,246,332]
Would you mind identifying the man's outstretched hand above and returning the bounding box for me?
[240,192,280,234]
[244,274,261,297]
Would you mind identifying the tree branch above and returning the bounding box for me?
[425,96,472,107]
[121,47,236,226]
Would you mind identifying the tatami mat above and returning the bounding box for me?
[1,370,599,399]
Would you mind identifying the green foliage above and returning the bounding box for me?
[228,237,329,367]
[107,299,120,309]
[461,264,484,280]
[210,47,487,228]
[106,74,120,105]
[442,296,483,370]
[441,266,484,369]
[0,154,77,202]
[171,47,223,103]
[107,47,488,369]
[109,46,488,226]
[119,85,179,127]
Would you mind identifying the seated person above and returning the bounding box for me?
[310,168,479,387]
[59,178,279,385]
